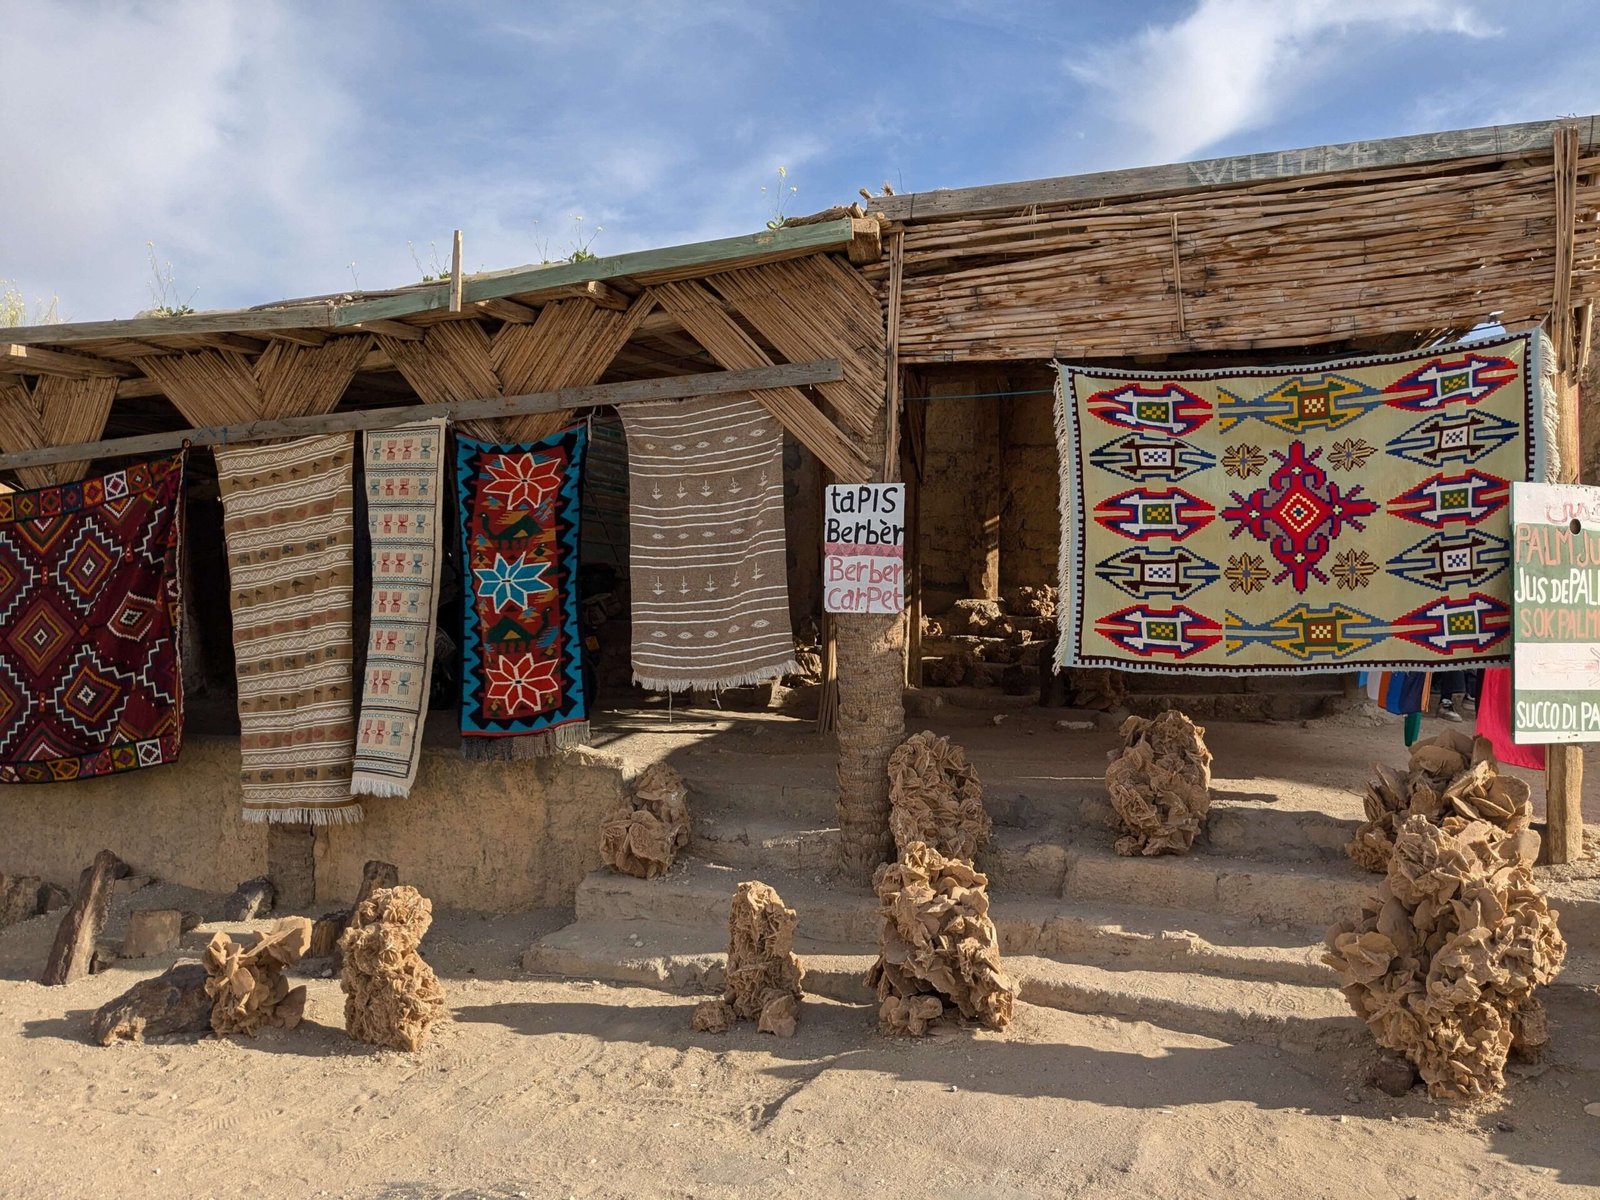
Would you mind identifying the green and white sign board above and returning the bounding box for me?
[1512,481,1600,743]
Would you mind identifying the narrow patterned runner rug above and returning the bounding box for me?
[351,419,447,799]
[621,394,798,691]
[457,427,590,756]
[1054,331,1553,676]
[0,453,186,783]
[216,434,359,823]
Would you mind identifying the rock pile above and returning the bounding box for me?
[339,886,447,1052]
[1325,815,1566,1100]
[692,881,805,1037]
[1349,730,1534,873]
[865,842,1015,1036]
[600,762,691,880]
[1104,711,1213,856]
[887,731,991,861]
[202,917,312,1036]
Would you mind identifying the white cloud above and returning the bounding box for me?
[0,2,842,321]
[1069,0,1495,164]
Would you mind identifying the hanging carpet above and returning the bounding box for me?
[351,419,447,799]
[0,453,187,783]
[216,434,359,823]
[457,427,590,755]
[620,394,798,692]
[1054,331,1553,675]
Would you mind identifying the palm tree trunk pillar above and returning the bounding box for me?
[834,610,905,879]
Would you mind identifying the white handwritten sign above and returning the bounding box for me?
[823,484,905,614]
[1512,481,1600,742]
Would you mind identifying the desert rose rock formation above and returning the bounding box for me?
[339,885,447,1052]
[1349,731,1534,873]
[1325,814,1565,1101]
[692,881,805,1037]
[1104,711,1213,856]
[887,730,991,861]
[202,917,312,1036]
[600,762,692,879]
[866,842,1015,1036]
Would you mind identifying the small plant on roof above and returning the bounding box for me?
[408,240,452,284]
[762,165,799,230]
[535,215,604,265]
[144,242,196,316]
[0,281,61,327]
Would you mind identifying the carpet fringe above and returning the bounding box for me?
[1534,328,1561,483]
[349,777,412,799]
[634,659,801,693]
[242,804,365,826]
[461,720,592,759]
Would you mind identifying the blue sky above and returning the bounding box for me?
[4,0,1599,322]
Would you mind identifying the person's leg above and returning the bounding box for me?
[1434,669,1466,721]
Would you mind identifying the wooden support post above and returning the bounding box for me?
[1547,746,1584,864]
[1544,364,1586,864]
[968,375,1003,600]
[449,230,464,314]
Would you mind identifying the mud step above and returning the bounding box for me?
[522,917,1361,1049]
[573,861,1335,987]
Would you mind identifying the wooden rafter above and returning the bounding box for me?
[1,344,134,378]
[0,361,842,474]
[707,255,886,440]
[381,294,655,442]
[135,336,373,427]
[651,279,871,482]
[0,375,118,488]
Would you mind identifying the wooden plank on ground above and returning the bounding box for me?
[40,850,129,986]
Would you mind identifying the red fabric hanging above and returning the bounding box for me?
[1476,667,1545,771]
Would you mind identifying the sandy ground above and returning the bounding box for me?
[2,894,1599,1200]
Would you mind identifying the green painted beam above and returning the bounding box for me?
[330,219,857,327]
[4,219,859,347]
[3,306,338,347]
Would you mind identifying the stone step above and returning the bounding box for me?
[1063,842,1373,929]
[685,768,1358,864]
[521,917,1362,1050]
[573,861,1336,987]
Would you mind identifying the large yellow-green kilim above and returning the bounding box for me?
[1053,332,1554,676]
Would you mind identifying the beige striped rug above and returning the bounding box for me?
[216,434,359,824]
[351,419,446,799]
[621,394,798,691]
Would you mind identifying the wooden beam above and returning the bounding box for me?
[190,333,269,354]
[847,217,884,265]
[651,280,873,482]
[1547,746,1584,864]
[1,344,135,378]
[4,306,336,347]
[449,230,464,314]
[474,297,540,324]
[332,219,859,327]
[871,115,1600,221]
[0,360,843,473]
[560,280,630,310]
[349,319,425,341]
[266,328,331,347]
[115,377,166,400]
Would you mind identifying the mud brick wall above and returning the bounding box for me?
[917,366,1060,613]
